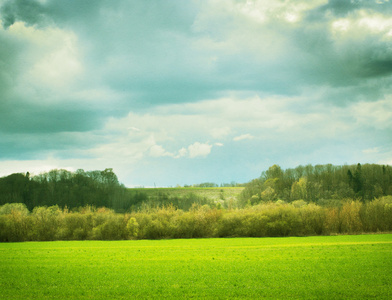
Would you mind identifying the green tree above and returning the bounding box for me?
[31,206,62,241]
[290,177,307,201]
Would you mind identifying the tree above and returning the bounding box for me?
[264,165,283,181]
[353,163,364,201]
[291,177,307,201]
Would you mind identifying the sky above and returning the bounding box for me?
[0,0,392,187]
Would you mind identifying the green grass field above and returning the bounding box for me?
[1,234,391,299]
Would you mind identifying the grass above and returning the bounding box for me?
[128,186,244,201]
[1,234,391,299]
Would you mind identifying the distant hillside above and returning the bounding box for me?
[124,187,244,211]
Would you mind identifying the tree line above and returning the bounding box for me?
[1,164,392,213]
[240,163,392,205]
[1,197,391,242]
[0,168,127,211]
[0,169,224,212]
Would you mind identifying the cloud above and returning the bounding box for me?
[351,98,392,130]
[0,0,392,186]
[178,147,188,158]
[210,127,231,139]
[188,142,212,158]
[362,147,380,154]
[128,127,141,132]
[149,145,174,158]
[233,134,254,142]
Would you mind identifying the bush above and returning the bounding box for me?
[299,204,326,235]
[31,206,62,241]
[0,203,29,216]
[0,198,391,242]
[340,201,363,233]
[242,213,269,237]
[91,210,127,240]
[361,196,392,232]
[58,213,92,240]
[0,203,31,242]
[217,211,245,237]
[126,217,139,239]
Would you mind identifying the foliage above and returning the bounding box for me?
[1,196,392,242]
[0,163,391,242]
[125,187,244,211]
[0,168,126,211]
[1,164,391,214]
[0,170,244,212]
[240,163,392,205]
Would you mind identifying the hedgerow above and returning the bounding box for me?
[1,197,391,242]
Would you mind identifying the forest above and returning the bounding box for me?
[240,163,392,205]
[0,168,126,211]
[0,163,391,241]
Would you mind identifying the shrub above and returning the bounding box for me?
[58,213,93,240]
[91,211,127,240]
[0,203,29,216]
[340,201,363,233]
[0,197,391,242]
[31,206,62,241]
[0,203,31,242]
[325,207,341,234]
[126,217,139,239]
[362,196,392,232]
[299,204,326,235]
[242,212,269,237]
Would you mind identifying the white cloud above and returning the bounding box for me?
[149,145,174,158]
[362,147,380,154]
[8,22,83,93]
[351,98,392,130]
[188,142,212,158]
[233,134,254,141]
[210,127,231,139]
[101,93,372,157]
[178,147,188,157]
[128,127,141,132]
[0,159,64,178]
[150,143,214,159]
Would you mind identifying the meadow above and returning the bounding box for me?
[124,186,245,210]
[1,234,391,299]
[128,187,244,200]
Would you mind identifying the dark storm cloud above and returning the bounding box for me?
[320,0,392,16]
[0,22,23,93]
[0,1,111,149]
[1,0,392,97]
[30,0,210,106]
[285,0,392,93]
[4,0,388,106]
[0,0,46,28]
[0,100,102,134]
[0,130,100,160]
[319,0,361,16]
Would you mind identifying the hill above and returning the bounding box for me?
[124,187,244,211]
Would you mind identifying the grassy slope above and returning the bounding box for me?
[1,234,391,299]
[128,187,245,201]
